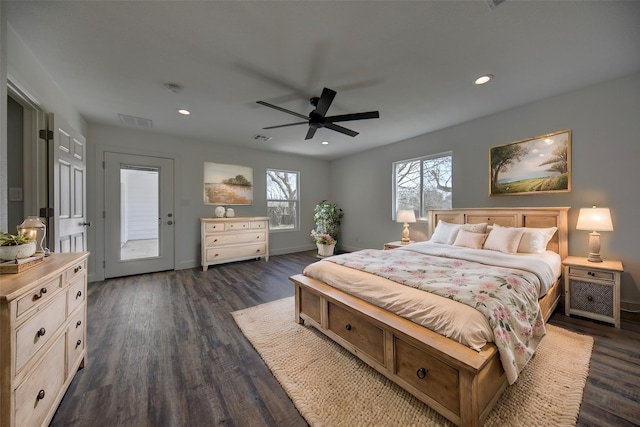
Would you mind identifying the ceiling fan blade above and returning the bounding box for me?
[324,111,380,123]
[305,127,318,140]
[263,121,308,130]
[325,123,359,137]
[256,101,309,120]
[315,87,336,116]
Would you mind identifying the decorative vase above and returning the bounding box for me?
[214,206,226,218]
[0,241,37,261]
[316,243,335,258]
[226,208,235,218]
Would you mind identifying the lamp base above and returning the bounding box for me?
[401,223,410,244]
[587,253,603,263]
[586,231,603,262]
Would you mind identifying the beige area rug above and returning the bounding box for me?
[232,297,593,427]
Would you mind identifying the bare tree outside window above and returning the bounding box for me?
[394,152,452,219]
[267,169,299,230]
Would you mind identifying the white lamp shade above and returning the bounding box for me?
[576,207,613,231]
[396,209,416,223]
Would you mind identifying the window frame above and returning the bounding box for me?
[266,168,300,232]
[392,151,452,221]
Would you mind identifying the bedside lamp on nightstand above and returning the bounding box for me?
[396,209,416,244]
[576,206,613,262]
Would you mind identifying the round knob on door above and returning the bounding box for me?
[167,220,173,225]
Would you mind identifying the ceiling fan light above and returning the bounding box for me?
[474,74,493,85]
[177,109,191,115]
[322,141,329,145]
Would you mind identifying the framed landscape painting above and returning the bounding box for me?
[489,129,571,196]
[204,162,253,205]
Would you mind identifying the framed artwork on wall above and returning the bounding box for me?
[204,162,253,205]
[489,129,571,196]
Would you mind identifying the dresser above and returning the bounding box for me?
[201,217,269,271]
[0,252,89,427]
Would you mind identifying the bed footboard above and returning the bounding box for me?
[290,273,507,427]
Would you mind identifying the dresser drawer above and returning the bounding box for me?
[68,307,86,368]
[204,222,225,232]
[67,275,86,315]
[65,259,87,283]
[16,276,63,318]
[327,301,384,364]
[568,267,615,282]
[569,279,613,317]
[205,231,266,247]
[15,335,66,427]
[250,221,267,230]
[205,243,266,262]
[395,336,460,414]
[15,293,67,373]
[225,221,250,231]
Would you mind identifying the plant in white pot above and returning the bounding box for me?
[311,201,343,257]
[0,231,37,261]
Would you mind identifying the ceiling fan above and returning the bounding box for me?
[257,87,380,140]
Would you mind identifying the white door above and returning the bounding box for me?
[49,114,88,252]
[104,152,175,278]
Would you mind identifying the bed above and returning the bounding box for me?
[290,207,569,427]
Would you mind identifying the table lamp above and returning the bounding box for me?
[396,209,416,244]
[576,206,613,262]
[17,216,48,254]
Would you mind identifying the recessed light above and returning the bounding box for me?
[177,109,191,115]
[474,74,493,85]
[322,141,329,145]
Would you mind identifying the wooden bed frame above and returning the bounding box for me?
[290,207,569,427]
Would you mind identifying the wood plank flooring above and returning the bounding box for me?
[51,251,640,427]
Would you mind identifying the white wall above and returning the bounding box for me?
[331,72,640,307]
[88,124,330,281]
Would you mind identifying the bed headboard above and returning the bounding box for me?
[427,207,569,260]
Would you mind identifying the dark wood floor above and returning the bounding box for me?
[51,251,640,427]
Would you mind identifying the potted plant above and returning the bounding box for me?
[311,201,343,257]
[0,231,37,261]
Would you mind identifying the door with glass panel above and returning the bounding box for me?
[104,152,174,278]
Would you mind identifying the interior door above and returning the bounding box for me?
[104,152,175,278]
[49,114,87,252]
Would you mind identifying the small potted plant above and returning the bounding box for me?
[311,201,343,257]
[0,231,37,261]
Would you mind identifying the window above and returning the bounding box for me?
[393,152,452,219]
[266,169,299,231]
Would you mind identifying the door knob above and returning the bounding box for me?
[80,221,92,227]
[167,220,173,225]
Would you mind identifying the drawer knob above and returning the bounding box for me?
[76,290,82,299]
[37,327,46,337]
[416,367,428,379]
[76,320,82,328]
[37,389,46,401]
[345,324,352,331]
[588,271,595,277]
[32,287,48,301]
[256,249,260,253]
[74,265,83,273]
[587,295,594,302]
[76,339,82,348]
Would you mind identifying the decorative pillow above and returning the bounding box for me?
[429,220,459,244]
[517,227,558,254]
[483,224,525,254]
[449,222,488,245]
[452,229,488,249]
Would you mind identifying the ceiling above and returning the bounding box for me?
[6,1,640,160]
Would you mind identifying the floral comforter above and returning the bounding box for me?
[326,245,552,384]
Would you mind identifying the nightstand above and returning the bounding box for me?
[563,256,623,328]
[384,240,414,250]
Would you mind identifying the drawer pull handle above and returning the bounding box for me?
[76,320,82,328]
[76,290,82,299]
[416,368,428,379]
[33,287,48,301]
[74,265,83,273]
[214,239,218,242]
[37,327,46,337]
[587,295,594,302]
[588,271,595,277]
[76,339,82,348]
[256,249,261,253]
[37,389,46,401]
[345,324,352,331]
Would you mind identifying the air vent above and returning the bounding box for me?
[252,134,273,142]
[118,114,153,129]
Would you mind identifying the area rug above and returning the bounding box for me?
[232,297,593,426]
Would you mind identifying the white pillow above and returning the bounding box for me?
[452,229,488,249]
[517,227,558,254]
[430,220,459,244]
[483,224,525,254]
